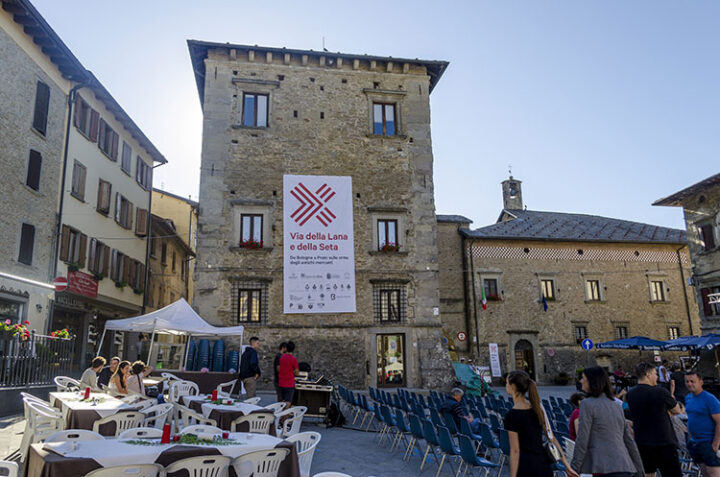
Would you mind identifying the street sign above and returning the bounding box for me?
[457,332,467,342]
[581,339,594,350]
[53,277,68,292]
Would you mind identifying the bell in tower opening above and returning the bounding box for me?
[502,176,523,210]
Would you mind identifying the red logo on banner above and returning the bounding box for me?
[290,182,336,227]
[67,271,98,298]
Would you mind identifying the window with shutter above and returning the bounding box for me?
[74,96,96,139]
[18,223,35,265]
[88,238,97,272]
[89,110,99,142]
[78,234,87,268]
[71,161,86,201]
[60,225,71,261]
[115,192,121,223]
[135,208,148,236]
[699,224,717,251]
[32,81,50,136]
[121,142,132,175]
[26,150,42,191]
[97,179,112,214]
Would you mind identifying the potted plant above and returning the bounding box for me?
[380,242,400,253]
[239,239,263,249]
[93,272,105,281]
[1,320,31,340]
[67,262,81,272]
[50,328,71,339]
[115,280,128,289]
[133,288,144,295]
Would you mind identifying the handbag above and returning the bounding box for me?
[541,408,563,463]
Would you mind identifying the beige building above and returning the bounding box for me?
[150,189,198,304]
[655,173,720,333]
[146,214,195,312]
[188,41,453,389]
[438,177,700,383]
[1,0,167,369]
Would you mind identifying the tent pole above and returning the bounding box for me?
[182,335,191,371]
[97,329,107,357]
[147,329,156,365]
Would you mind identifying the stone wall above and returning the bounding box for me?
[437,220,471,356]
[193,45,453,389]
[0,24,67,330]
[437,235,701,384]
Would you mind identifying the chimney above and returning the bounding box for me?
[501,176,523,210]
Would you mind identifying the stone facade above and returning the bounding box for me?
[0,8,71,331]
[189,42,454,390]
[438,179,701,384]
[654,174,720,333]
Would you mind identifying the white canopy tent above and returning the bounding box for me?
[98,298,244,370]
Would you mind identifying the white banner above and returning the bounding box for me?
[283,175,356,314]
[489,343,502,377]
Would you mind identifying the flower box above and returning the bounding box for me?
[239,239,263,250]
[380,243,400,253]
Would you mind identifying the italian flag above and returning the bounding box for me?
[481,287,487,310]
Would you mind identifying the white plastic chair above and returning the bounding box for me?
[21,400,64,458]
[230,411,275,434]
[275,406,307,437]
[142,403,173,429]
[263,402,287,414]
[242,397,262,405]
[54,376,81,392]
[216,379,237,398]
[168,380,200,403]
[175,404,218,431]
[313,473,352,477]
[20,392,50,406]
[118,427,163,439]
[180,424,223,435]
[0,460,19,477]
[165,455,232,477]
[285,431,322,477]
[45,430,104,443]
[92,412,145,437]
[132,399,156,411]
[232,448,290,477]
[85,463,166,477]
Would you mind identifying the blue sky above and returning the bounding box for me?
[32,1,720,230]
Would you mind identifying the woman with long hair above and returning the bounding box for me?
[504,370,575,477]
[108,360,130,395]
[571,366,643,477]
[126,360,152,396]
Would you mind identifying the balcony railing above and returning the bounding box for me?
[0,331,74,388]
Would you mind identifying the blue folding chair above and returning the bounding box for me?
[429,408,443,427]
[488,413,502,433]
[392,409,412,453]
[479,422,501,459]
[457,434,500,476]
[497,428,511,475]
[404,413,425,462]
[442,412,459,434]
[421,418,443,472]
[372,403,387,442]
[436,425,462,477]
[379,404,398,448]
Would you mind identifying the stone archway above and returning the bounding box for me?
[514,339,536,380]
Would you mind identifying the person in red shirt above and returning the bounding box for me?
[277,341,299,406]
[568,392,586,441]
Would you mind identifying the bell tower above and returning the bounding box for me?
[502,176,523,210]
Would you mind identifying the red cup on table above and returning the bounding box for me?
[83,387,91,400]
[222,432,229,439]
[211,389,218,401]
[161,424,171,444]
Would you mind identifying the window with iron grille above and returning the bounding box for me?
[615,326,628,340]
[574,326,587,344]
[231,282,268,324]
[373,283,407,323]
[668,326,680,340]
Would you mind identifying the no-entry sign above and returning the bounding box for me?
[53,277,68,292]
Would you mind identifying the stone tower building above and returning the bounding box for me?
[187,41,453,389]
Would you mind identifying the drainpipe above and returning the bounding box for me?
[677,245,694,335]
[141,164,166,314]
[49,82,88,333]
[468,238,481,358]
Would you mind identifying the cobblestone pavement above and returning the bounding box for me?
[3,386,580,476]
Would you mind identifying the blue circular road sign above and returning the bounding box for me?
[581,339,594,350]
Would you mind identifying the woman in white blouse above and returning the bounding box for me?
[126,360,153,396]
[108,361,130,395]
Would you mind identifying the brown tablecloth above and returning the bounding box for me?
[25,441,300,477]
[184,397,276,434]
[152,371,236,394]
[50,395,139,436]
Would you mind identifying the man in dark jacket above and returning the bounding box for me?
[440,388,474,431]
[239,337,261,398]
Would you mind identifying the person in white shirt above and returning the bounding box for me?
[658,359,671,390]
[126,360,153,396]
[79,357,106,391]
